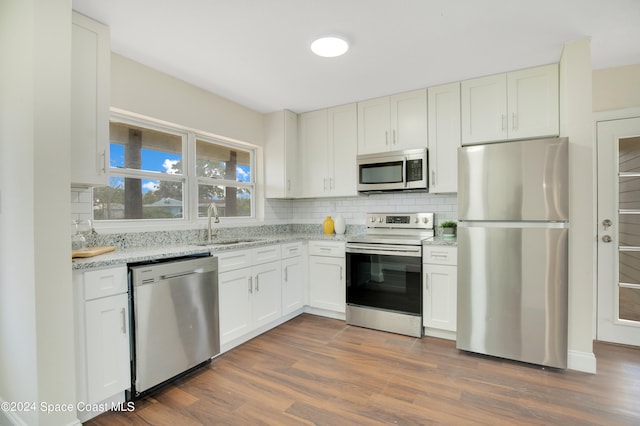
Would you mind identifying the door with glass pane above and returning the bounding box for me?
[597,116,640,345]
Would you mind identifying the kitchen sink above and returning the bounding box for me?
[194,238,263,246]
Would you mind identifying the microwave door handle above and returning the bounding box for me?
[403,157,408,188]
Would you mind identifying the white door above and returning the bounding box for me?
[597,116,640,346]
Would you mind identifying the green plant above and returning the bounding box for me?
[440,221,457,228]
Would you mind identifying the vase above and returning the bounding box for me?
[323,216,335,235]
[334,215,346,234]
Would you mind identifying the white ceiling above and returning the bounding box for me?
[72,0,640,114]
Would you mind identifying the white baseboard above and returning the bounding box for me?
[568,349,597,373]
[303,306,346,320]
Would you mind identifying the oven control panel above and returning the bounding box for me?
[365,213,434,229]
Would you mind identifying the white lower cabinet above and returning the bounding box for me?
[308,241,346,316]
[422,246,457,340]
[73,265,131,422]
[218,246,282,345]
[282,242,306,315]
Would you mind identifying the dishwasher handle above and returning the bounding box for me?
[160,267,205,281]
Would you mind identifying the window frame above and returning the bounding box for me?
[94,110,258,231]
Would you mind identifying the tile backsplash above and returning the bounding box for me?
[265,192,457,226]
[72,188,457,228]
[71,187,94,223]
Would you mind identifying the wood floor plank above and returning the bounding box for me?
[85,314,640,425]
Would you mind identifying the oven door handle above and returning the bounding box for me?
[346,244,422,257]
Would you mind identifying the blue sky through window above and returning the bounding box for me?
[110,144,251,193]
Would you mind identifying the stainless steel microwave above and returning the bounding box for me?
[357,148,428,193]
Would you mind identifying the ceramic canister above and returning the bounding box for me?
[334,214,346,234]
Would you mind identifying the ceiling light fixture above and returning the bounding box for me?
[310,36,349,58]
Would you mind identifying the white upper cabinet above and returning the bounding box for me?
[264,110,299,198]
[427,82,460,193]
[507,64,559,140]
[328,103,358,196]
[71,12,110,187]
[299,103,357,198]
[358,89,427,154]
[461,63,559,145]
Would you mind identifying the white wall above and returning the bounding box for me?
[559,38,597,373]
[0,1,77,425]
[111,54,264,146]
[593,64,640,112]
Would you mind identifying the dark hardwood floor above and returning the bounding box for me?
[86,314,640,425]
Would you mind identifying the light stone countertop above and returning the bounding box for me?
[424,236,457,246]
[71,232,351,270]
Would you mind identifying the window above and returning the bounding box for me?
[93,113,255,223]
[196,138,253,218]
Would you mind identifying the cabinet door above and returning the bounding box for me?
[357,97,391,154]
[428,83,460,193]
[218,268,253,344]
[85,293,130,404]
[299,109,329,197]
[264,110,298,198]
[461,73,508,145]
[328,103,358,197]
[70,12,110,187]
[423,264,457,332]
[507,64,559,140]
[282,256,305,315]
[390,89,428,151]
[309,256,345,313]
[252,261,282,328]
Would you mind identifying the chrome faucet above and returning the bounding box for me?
[207,202,220,243]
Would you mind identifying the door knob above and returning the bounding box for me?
[602,235,613,243]
[602,219,612,230]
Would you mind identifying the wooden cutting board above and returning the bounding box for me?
[72,246,116,258]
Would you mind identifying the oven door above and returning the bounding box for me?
[346,244,422,315]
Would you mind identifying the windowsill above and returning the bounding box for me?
[93,217,263,234]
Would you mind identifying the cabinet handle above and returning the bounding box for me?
[339,266,343,280]
[385,131,389,145]
[512,112,518,131]
[425,274,428,291]
[500,114,507,132]
[99,150,107,174]
[284,266,288,282]
[431,170,436,187]
[248,276,253,294]
[120,308,126,334]
[287,179,291,192]
[393,129,396,145]
[256,275,260,292]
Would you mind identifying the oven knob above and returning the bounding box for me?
[370,216,376,223]
[414,218,419,224]
[378,217,384,223]
[422,217,429,224]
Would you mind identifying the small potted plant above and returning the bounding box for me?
[440,221,457,237]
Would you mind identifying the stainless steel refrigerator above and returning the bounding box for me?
[456,137,569,368]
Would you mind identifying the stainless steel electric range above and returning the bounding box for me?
[345,212,434,337]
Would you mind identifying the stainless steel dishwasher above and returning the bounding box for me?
[129,255,219,398]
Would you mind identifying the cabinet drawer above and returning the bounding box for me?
[83,266,127,301]
[281,242,303,259]
[217,250,253,273]
[308,241,345,257]
[423,246,457,265]
[252,245,282,264]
